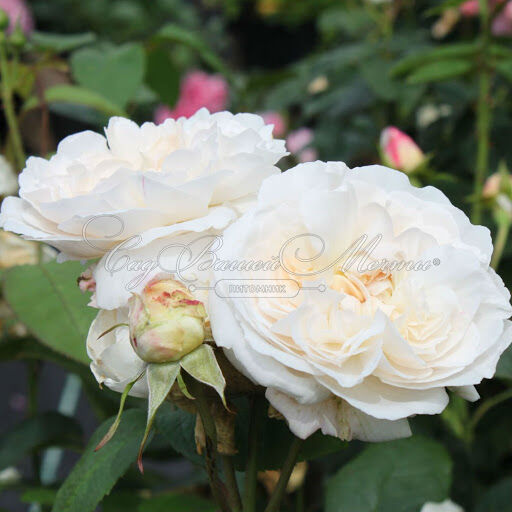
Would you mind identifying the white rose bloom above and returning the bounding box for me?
[209,162,512,441]
[0,109,287,260]
[421,500,464,512]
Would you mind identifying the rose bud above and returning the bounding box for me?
[128,278,207,363]
[77,267,96,293]
[483,171,512,199]
[380,126,425,174]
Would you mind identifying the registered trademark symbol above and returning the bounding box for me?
[433,258,441,266]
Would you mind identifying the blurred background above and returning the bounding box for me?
[1,0,512,511]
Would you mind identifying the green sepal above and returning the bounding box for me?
[138,361,180,472]
[94,369,146,451]
[180,344,227,408]
[177,372,194,400]
[97,323,129,341]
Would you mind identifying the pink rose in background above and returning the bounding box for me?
[460,0,509,19]
[380,126,425,173]
[259,111,287,137]
[0,0,34,35]
[296,147,317,163]
[154,105,174,125]
[286,127,318,162]
[460,0,480,16]
[154,70,229,123]
[492,2,512,35]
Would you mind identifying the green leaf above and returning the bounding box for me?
[180,345,227,407]
[21,488,58,506]
[360,58,402,101]
[0,412,83,471]
[145,48,180,106]
[475,478,512,512]
[491,44,512,60]
[155,407,203,466]
[155,400,346,470]
[496,61,512,83]
[318,6,373,40]
[496,345,512,380]
[391,43,478,77]
[3,261,98,364]
[52,409,146,512]
[23,84,127,118]
[71,43,146,108]
[425,0,472,16]
[138,493,216,512]
[139,362,180,470]
[29,31,96,53]
[103,492,142,512]
[154,24,228,76]
[406,60,473,85]
[325,437,452,512]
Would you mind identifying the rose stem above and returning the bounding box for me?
[187,376,232,512]
[0,38,26,171]
[490,212,511,269]
[222,454,242,512]
[296,482,306,512]
[469,388,512,435]
[244,394,265,512]
[264,437,304,512]
[472,0,492,224]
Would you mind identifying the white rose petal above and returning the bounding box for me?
[421,500,464,512]
[87,308,148,397]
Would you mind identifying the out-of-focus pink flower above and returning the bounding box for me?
[483,173,502,199]
[380,126,425,174]
[483,172,512,199]
[492,2,512,35]
[259,111,287,137]
[287,128,313,154]
[297,148,318,163]
[0,0,34,34]
[154,105,174,125]
[460,0,507,18]
[460,0,480,16]
[154,70,229,123]
[286,128,318,162]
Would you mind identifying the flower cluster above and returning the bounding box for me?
[1,109,510,445]
[460,0,512,36]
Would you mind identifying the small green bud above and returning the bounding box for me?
[0,9,9,32]
[9,24,26,48]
